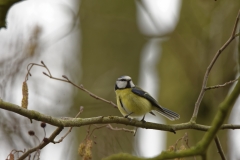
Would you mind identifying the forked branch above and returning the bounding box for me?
[191,10,240,122]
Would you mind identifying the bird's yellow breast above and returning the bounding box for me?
[115,88,152,117]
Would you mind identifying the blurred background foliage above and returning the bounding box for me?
[1,0,240,160]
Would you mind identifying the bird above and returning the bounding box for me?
[114,75,180,122]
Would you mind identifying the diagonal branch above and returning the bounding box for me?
[41,61,117,108]
[191,10,240,122]
[214,136,226,160]
[53,106,84,144]
[18,127,63,160]
[24,61,117,108]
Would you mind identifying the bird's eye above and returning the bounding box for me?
[120,79,126,81]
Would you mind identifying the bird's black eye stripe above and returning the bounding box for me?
[118,79,131,82]
[126,81,131,88]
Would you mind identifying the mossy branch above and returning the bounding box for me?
[0,99,240,133]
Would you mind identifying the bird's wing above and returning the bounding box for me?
[132,87,180,120]
[131,87,164,111]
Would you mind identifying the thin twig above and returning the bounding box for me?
[32,149,40,160]
[89,124,108,138]
[18,127,63,160]
[191,10,240,122]
[183,133,197,160]
[25,61,117,108]
[54,106,84,143]
[174,134,185,151]
[62,75,117,108]
[25,63,45,81]
[106,124,135,134]
[214,136,227,160]
[205,78,239,90]
[6,150,24,160]
[31,61,117,108]
[86,123,135,139]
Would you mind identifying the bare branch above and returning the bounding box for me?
[18,127,63,160]
[205,78,239,90]
[214,136,226,160]
[25,63,45,81]
[60,75,117,108]
[25,61,117,108]
[191,10,240,122]
[53,106,84,143]
[106,124,135,134]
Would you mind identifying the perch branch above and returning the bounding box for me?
[1,100,240,133]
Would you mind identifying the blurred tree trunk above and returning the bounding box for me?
[159,1,240,159]
[69,0,145,159]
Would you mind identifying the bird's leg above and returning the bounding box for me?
[134,127,138,136]
[124,112,133,121]
[141,114,146,122]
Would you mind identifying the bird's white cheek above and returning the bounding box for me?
[116,81,127,88]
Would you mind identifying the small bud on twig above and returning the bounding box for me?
[28,130,35,136]
[62,75,69,80]
[43,72,49,76]
[41,122,46,128]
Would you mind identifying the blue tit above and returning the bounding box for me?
[115,75,180,122]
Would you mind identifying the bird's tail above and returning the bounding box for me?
[154,107,180,121]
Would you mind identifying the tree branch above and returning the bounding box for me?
[18,127,63,160]
[53,106,84,144]
[40,61,117,108]
[24,61,117,108]
[191,10,240,122]
[214,136,226,160]
[205,78,239,90]
[1,99,240,133]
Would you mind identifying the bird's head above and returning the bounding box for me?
[115,75,135,90]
